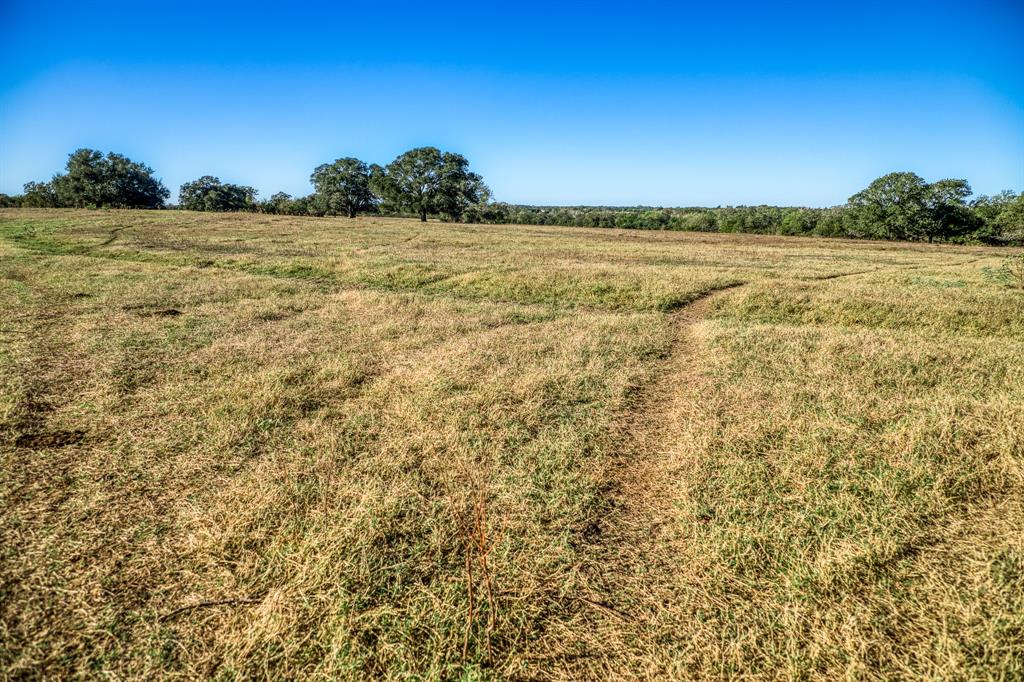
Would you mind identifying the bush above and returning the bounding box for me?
[983,254,1024,290]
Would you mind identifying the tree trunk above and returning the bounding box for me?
[348,205,356,218]
[420,208,427,222]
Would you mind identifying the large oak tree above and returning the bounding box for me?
[371,147,487,222]
[310,157,375,218]
[49,148,169,209]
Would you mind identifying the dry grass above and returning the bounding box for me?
[0,209,1020,679]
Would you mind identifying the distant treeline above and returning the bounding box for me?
[2,148,1022,244]
[3,147,487,224]
[462,188,1024,245]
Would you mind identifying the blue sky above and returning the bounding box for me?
[1,0,1022,206]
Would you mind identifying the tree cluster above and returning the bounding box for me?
[845,172,975,242]
[14,148,169,209]
[369,147,488,222]
[259,148,489,221]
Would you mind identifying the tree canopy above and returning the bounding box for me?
[179,176,258,212]
[21,181,60,208]
[992,193,1024,242]
[45,148,170,208]
[370,147,488,222]
[924,178,975,242]
[846,172,931,240]
[310,158,375,218]
[845,172,979,242]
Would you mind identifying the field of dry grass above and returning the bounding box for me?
[1,209,1021,679]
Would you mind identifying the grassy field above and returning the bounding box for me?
[1,209,1022,679]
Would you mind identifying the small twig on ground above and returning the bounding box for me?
[574,595,634,622]
[462,543,475,662]
[157,597,263,622]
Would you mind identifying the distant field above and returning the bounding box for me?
[1,209,1021,679]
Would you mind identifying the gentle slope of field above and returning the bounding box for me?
[1,209,1021,679]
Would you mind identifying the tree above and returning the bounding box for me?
[21,181,59,208]
[463,200,511,224]
[968,191,1023,243]
[924,178,974,242]
[814,208,849,238]
[48,148,169,208]
[259,192,294,214]
[103,152,172,209]
[846,172,930,240]
[51,149,106,207]
[993,193,1024,242]
[779,209,814,236]
[287,195,316,216]
[669,210,718,232]
[310,157,375,218]
[972,191,1016,220]
[179,176,257,211]
[372,147,488,222]
[435,154,489,222]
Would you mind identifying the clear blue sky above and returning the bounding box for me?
[1,0,1022,207]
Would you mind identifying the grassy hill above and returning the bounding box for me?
[1,209,1021,679]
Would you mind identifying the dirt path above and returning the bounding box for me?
[595,284,742,554]
[530,284,745,676]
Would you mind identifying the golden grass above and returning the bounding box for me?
[0,209,1020,679]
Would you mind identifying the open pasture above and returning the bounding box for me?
[1,210,1021,679]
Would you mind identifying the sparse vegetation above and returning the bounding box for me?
[983,253,1024,290]
[1,209,1021,679]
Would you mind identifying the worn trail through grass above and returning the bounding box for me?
[586,288,741,598]
[596,283,746,559]
[589,266,885,597]
[563,259,969,676]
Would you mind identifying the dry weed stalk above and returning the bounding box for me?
[458,477,502,665]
